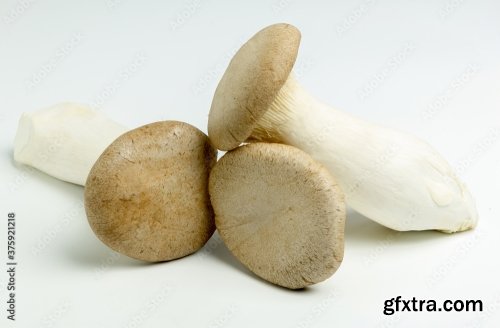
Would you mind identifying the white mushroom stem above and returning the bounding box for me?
[251,74,478,232]
[13,102,127,186]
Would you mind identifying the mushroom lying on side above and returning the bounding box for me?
[13,103,218,261]
[209,143,345,289]
[208,23,478,233]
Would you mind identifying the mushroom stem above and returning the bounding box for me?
[13,102,127,186]
[250,74,478,232]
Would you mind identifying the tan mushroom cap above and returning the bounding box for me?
[209,143,345,289]
[208,23,301,151]
[85,121,217,262]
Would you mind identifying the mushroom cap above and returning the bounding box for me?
[208,23,301,151]
[85,121,217,262]
[209,143,345,289]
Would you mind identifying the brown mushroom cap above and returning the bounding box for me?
[209,143,345,289]
[85,121,217,262]
[208,23,301,151]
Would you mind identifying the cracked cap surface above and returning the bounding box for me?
[85,121,217,262]
[209,143,345,289]
[208,23,301,151]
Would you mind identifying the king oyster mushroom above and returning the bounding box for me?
[13,103,218,262]
[208,23,478,233]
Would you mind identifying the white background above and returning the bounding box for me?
[1,0,500,327]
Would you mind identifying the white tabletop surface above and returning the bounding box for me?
[1,1,499,327]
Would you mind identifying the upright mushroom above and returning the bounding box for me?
[209,143,345,289]
[208,23,478,233]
